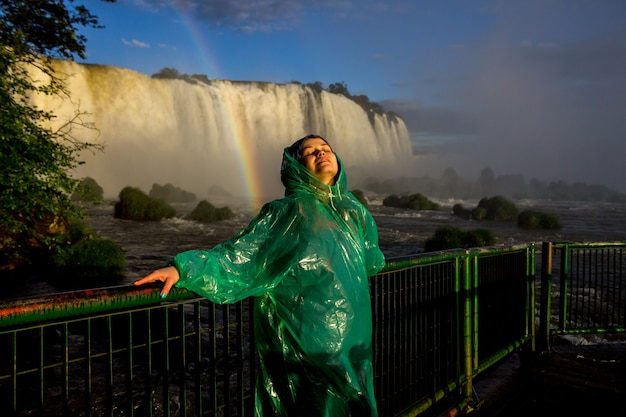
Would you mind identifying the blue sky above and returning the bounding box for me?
[78,0,626,192]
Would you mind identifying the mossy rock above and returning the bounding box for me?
[517,210,562,229]
[186,200,234,223]
[477,196,519,221]
[114,186,176,221]
[149,183,197,203]
[424,226,495,252]
[383,193,439,210]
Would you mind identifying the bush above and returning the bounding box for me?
[462,229,496,247]
[452,203,470,218]
[477,196,519,221]
[114,187,176,221]
[149,183,197,203]
[52,238,126,276]
[63,219,97,244]
[351,189,369,208]
[50,238,126,288]
[471,207,488,221]
[424,226,495,252]
[517,210,562,230]
[72,177,104,203]
[383,193,439,210]
[187,200,234,223]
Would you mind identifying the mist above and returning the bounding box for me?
[384,10,626,194]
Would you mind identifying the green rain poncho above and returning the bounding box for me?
[171,144,386,416]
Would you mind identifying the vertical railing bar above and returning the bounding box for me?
[62,322,69,416]
[584,249,590,327]
[620,247,624,326]
[392,269,398,399]
[594,248,609,327]
[85,319,93,417]
[38,327,44,414]
[236,300,244,415]
[12,331,19,414]
[105,316,114,417]
[402,268,408,402]
[591,249,598,327]
[223,304,231,416]
[585,248,591,327]
[613,249,625,327]
[127,312,135,417]
[559,245,569,331]
[194,302,202,415]
[208,301,217,416]
[613,248,617,324]
[371,274,381,412]
[146,309,154,417]
[461,251,473,403]
[454,256,462,386]
[163,307,171,417]
[249,296,256,414]
[178,304,187,417]
[384,271,390,413]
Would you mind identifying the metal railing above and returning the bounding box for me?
[1,243,539,416]
[539,241,626,351]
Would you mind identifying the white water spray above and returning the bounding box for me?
[34,60,414,204]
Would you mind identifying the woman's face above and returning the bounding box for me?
[299,137,339,185]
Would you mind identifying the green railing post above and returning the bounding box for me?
[539,242,553,352]
[559,244,570,333]
[527,244,536,353]
[462,251,474,403]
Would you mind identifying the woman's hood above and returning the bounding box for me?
[280,146,348,198]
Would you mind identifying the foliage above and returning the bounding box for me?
[424,227,495,252]
[72,176,104,202]
[477,196,519,221]
[351,189,369,208]
[452,203,470,219]
[383,193,440,210]
[0,0,113,268]
[114,186,176,221]
[517,210,562,230]
[149,183,197,203]
[152,67,207,85]
[50,237,126,288]
[187,200,234,223]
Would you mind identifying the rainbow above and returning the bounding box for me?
[168,3,265,213]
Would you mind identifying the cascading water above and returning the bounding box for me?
[33,60,414,209]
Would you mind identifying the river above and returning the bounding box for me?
[5,196,626,299]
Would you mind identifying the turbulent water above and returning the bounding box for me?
[7,196,625,300]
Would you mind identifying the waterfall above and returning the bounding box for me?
[34,60,414,207]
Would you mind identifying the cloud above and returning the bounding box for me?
[122,38,150,48]
[386,23,626,192]
[133,0,352,32]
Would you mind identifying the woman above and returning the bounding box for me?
[135,134,386,416]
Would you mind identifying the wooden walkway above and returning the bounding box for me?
[467,342,626,416]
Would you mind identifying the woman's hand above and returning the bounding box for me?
[134,266,180,298]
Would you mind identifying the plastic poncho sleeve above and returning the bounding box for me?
[360,202,386,277]
[171,199,298,304]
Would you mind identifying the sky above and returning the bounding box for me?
[77,0,626,193]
